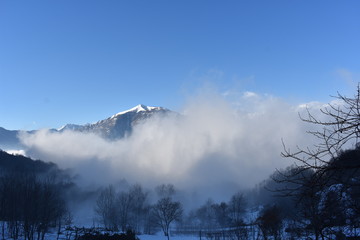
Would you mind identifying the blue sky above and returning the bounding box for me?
[1,0,359,130]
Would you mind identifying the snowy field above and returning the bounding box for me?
[40,231,200,240]
[46,232,199,240]
[138,235,199,240]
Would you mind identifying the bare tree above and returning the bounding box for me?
[282,85,360,187]
[152,184,182,240]
[228,192,246,227]
[127,184,149,233]
[256,205,283,240]
[152,197,183,240]
[94,185,118,231]
[277,85,360,239]
[195,199,218,230]
[37,178,66,240]
[117,191,133,232]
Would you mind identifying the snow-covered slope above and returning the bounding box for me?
[111,104,164,117]
[58,104,171,139]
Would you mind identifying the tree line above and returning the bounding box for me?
[94,85,360,240]
[0,173,67,240]
[0,151,74,240]
[94,183,249,240]
[94,183,182,240]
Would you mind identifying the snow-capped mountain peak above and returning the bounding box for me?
[111,104,163,118]
[56,104,171,140]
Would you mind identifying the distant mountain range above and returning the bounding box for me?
[0,104,172,150]
[0,127,22,150]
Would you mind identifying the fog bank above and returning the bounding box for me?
[19,91,324,202]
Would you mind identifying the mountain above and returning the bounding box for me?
[0,104,171,150]
[0,127,23,150]
[58,104,171,139]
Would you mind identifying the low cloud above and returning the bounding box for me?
[19,91,325,202]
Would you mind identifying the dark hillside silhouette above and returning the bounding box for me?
[0,150,57,174]
[325,146,360,186]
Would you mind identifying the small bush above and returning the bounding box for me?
[77,230,138,240]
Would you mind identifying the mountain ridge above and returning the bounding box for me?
[0,104,172,150]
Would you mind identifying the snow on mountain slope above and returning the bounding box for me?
[111,104,164,118]
[58,104,171,139]
[0,105,172,150]
[57,124,83,131]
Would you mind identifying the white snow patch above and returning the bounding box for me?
[57,125,66,131]
[5,149,26,156]
[111,104,163,118]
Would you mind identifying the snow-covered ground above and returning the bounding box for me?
[138,234,199,240]
[45,228,200,240]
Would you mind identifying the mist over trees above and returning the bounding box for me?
[94,184,150,233]
[1,86,360,239]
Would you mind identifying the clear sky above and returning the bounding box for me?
[1,0,359,130]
